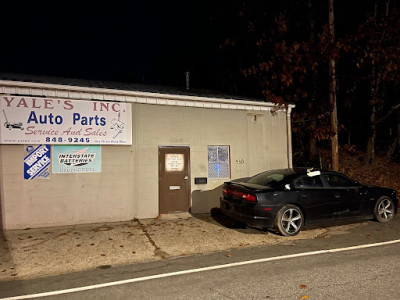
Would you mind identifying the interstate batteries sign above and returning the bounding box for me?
[0,96,132,145]
[52,145,101,173]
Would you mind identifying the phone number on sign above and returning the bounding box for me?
[46,137,91,143]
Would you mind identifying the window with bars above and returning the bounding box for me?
[208,146,230,179]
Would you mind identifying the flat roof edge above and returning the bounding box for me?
[0,80,295,111]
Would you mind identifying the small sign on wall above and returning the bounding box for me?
[52,145,101,173]
[24,145,51,180]
[165,154,184,172]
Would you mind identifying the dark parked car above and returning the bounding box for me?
[220,168,397,236]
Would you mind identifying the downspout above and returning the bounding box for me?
[286,106,294,168]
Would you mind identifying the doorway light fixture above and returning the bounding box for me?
[247,113,264,121]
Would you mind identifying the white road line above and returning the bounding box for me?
[3,239,400,300]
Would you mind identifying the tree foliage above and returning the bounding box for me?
[219,0,400,166]
[223,1,339,166]
[341,0,400,163]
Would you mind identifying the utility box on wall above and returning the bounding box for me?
[195,177,207,184]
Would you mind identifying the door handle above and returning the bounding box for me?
[334,193,341,198]
[184,176,189,180]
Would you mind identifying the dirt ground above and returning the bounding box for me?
[338,150,400,204]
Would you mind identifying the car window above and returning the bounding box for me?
[323,174,356,188]
[294,175,324,188]
[247,170,291,188]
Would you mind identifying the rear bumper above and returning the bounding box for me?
[220,197,276,229]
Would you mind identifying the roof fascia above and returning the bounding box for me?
[0,80,295,111]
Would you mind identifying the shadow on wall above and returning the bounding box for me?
[0,199,3,230]
[191,177,251,214]
[0,146,3,230]
[191,184,223,214]
[0,196,13,281]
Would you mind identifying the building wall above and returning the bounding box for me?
[0,100,290,229]
[135,103,289,217]
[0,144,136,229]
[0,102,137,229]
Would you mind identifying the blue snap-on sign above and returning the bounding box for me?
[24,145,51,180]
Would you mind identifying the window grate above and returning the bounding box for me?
[208,146,230,178]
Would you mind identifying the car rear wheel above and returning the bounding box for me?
[374,197,395,222]
[274,205,304,236]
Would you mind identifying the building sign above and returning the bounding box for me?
[52,145,101,173]
[0,96,132,145]
[24,145,51,180]
[165,154,184,172]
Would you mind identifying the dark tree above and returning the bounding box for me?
[341,0,400,164]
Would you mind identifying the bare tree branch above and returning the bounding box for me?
[376,103,400,124]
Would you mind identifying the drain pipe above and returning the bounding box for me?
[185,72,190,90]
[286,106,294,169]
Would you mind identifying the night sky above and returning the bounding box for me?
[2,0,397,152]
[0,0,378,92]
[1,1,233,89]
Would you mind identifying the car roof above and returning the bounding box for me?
[265,168,321,175]
[258,168,342,178]
[253,168,344,178]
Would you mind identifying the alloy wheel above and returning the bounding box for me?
[377,199,394,220]
[281,208,302,235]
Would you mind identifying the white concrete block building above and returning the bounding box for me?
[0,74,294,229]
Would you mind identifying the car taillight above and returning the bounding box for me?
[223,188,257,202]
[223,188,231,195]
[243,193,256,202]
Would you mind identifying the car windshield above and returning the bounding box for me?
[246,169,294,188]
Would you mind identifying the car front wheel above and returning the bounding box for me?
[374,197,395,222]
[274,204,304,236]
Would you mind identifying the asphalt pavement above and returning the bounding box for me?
[0,212,399,282]
[0,212,329,281]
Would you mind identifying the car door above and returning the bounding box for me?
[321,172,363,219]
[294,174,335,222]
